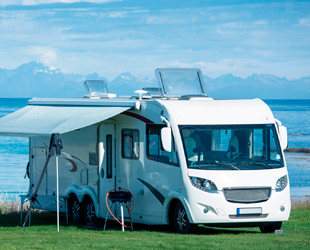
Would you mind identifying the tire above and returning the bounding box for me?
[69,195,82,224]
[84,196,98,229]
[173,202,196,234]
[259,222,282,233]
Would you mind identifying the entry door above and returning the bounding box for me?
[31,147,47,195]
[98,123,116,217]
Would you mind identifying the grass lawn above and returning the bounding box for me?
[0,207,309,250]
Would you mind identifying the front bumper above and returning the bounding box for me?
[187,187,291,225]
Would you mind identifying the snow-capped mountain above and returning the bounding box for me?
[207,73,310,99]
[0,62,106,98]
[109,72,156,96]
[0,62,309,99]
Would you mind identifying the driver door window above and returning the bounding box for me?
[147,125,179,166]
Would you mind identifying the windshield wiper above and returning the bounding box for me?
[191,161,240,170]
[234,162,272,169]
[214,161,240,170]
[193,161,240,170]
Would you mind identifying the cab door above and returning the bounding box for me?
[98,123,116,217]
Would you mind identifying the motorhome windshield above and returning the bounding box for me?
[155,68,206,97]
[180,124,284,170]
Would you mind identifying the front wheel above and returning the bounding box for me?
[259,222,282,233]
[173,202,196,234]
[84,196,98,229]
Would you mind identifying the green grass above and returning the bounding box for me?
[0,208,309,250]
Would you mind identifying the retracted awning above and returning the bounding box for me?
[0,105,131,137]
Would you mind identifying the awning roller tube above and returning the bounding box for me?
[0,105,131,137]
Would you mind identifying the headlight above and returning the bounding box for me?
[276,175,288,192]
[189,177,218,193]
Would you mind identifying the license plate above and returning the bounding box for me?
[237,207,262,215]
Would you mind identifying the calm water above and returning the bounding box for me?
[265,99,310,149]
[0,98,309,198]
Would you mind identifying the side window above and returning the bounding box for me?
[269,129,281,161]
[148,128,160,156]
[147,125,179,166]
[253,129,264,158]
[122,129,139,159]
[106,135,112,178]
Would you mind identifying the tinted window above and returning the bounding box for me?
[180,124,283,170]
[106,135,112,178]
[122,129,139,159]
[147,125,178,166]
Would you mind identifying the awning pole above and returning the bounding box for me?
[56,156,59,232]
[53,134,62,233]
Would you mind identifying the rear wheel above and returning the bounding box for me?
[173,202,196,234]
[69,195,81,224]
[259,222,282,233]
[84,196,98,229]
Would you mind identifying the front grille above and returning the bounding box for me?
[223,187,271,203]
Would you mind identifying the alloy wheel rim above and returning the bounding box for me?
[176,208,187,231]
[86,202,95,222]
[72,200,80,221]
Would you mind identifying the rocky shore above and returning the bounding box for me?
[285,148,310,153]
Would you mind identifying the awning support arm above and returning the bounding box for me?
[23,133,63,231]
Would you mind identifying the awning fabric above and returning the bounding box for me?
[0,105,131,137]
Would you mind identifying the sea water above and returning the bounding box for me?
[0,98,309,198]
[0,98,30,200]
[265,99,310,148]
[265,100,310,198]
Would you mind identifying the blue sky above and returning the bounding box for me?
[0,0,309,80]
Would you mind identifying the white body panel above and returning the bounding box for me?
[28,97,290,227]
[159,98,274,125]
[185,168,290,224]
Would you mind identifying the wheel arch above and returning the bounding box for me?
[66,185,98,216]
[163,191,194,225]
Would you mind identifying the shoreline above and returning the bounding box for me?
[285,147,310,153]
[1,195,309,214]
[1,192,309,213]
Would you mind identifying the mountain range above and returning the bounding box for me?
[0,62,309,99]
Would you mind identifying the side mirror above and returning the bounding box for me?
[161,127,172,152]
[278,125,288,150]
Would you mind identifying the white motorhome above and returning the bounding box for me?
[0,68,290,233]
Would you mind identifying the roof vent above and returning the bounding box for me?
[155,68,208,99]
[84,80,116,99]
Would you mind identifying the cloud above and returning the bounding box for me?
[27,46,58,66]
[146,16,182,24]
[0,0,309,81]
[0,0,122,6]
[108,11,127,18]
[254,49,275,57]
[254,20,268,25]
[299,18,310,27]
[167,59,262,78]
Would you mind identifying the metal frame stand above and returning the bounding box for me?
[104,189,133,232]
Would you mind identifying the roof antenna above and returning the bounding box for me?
[134,90,148,100]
